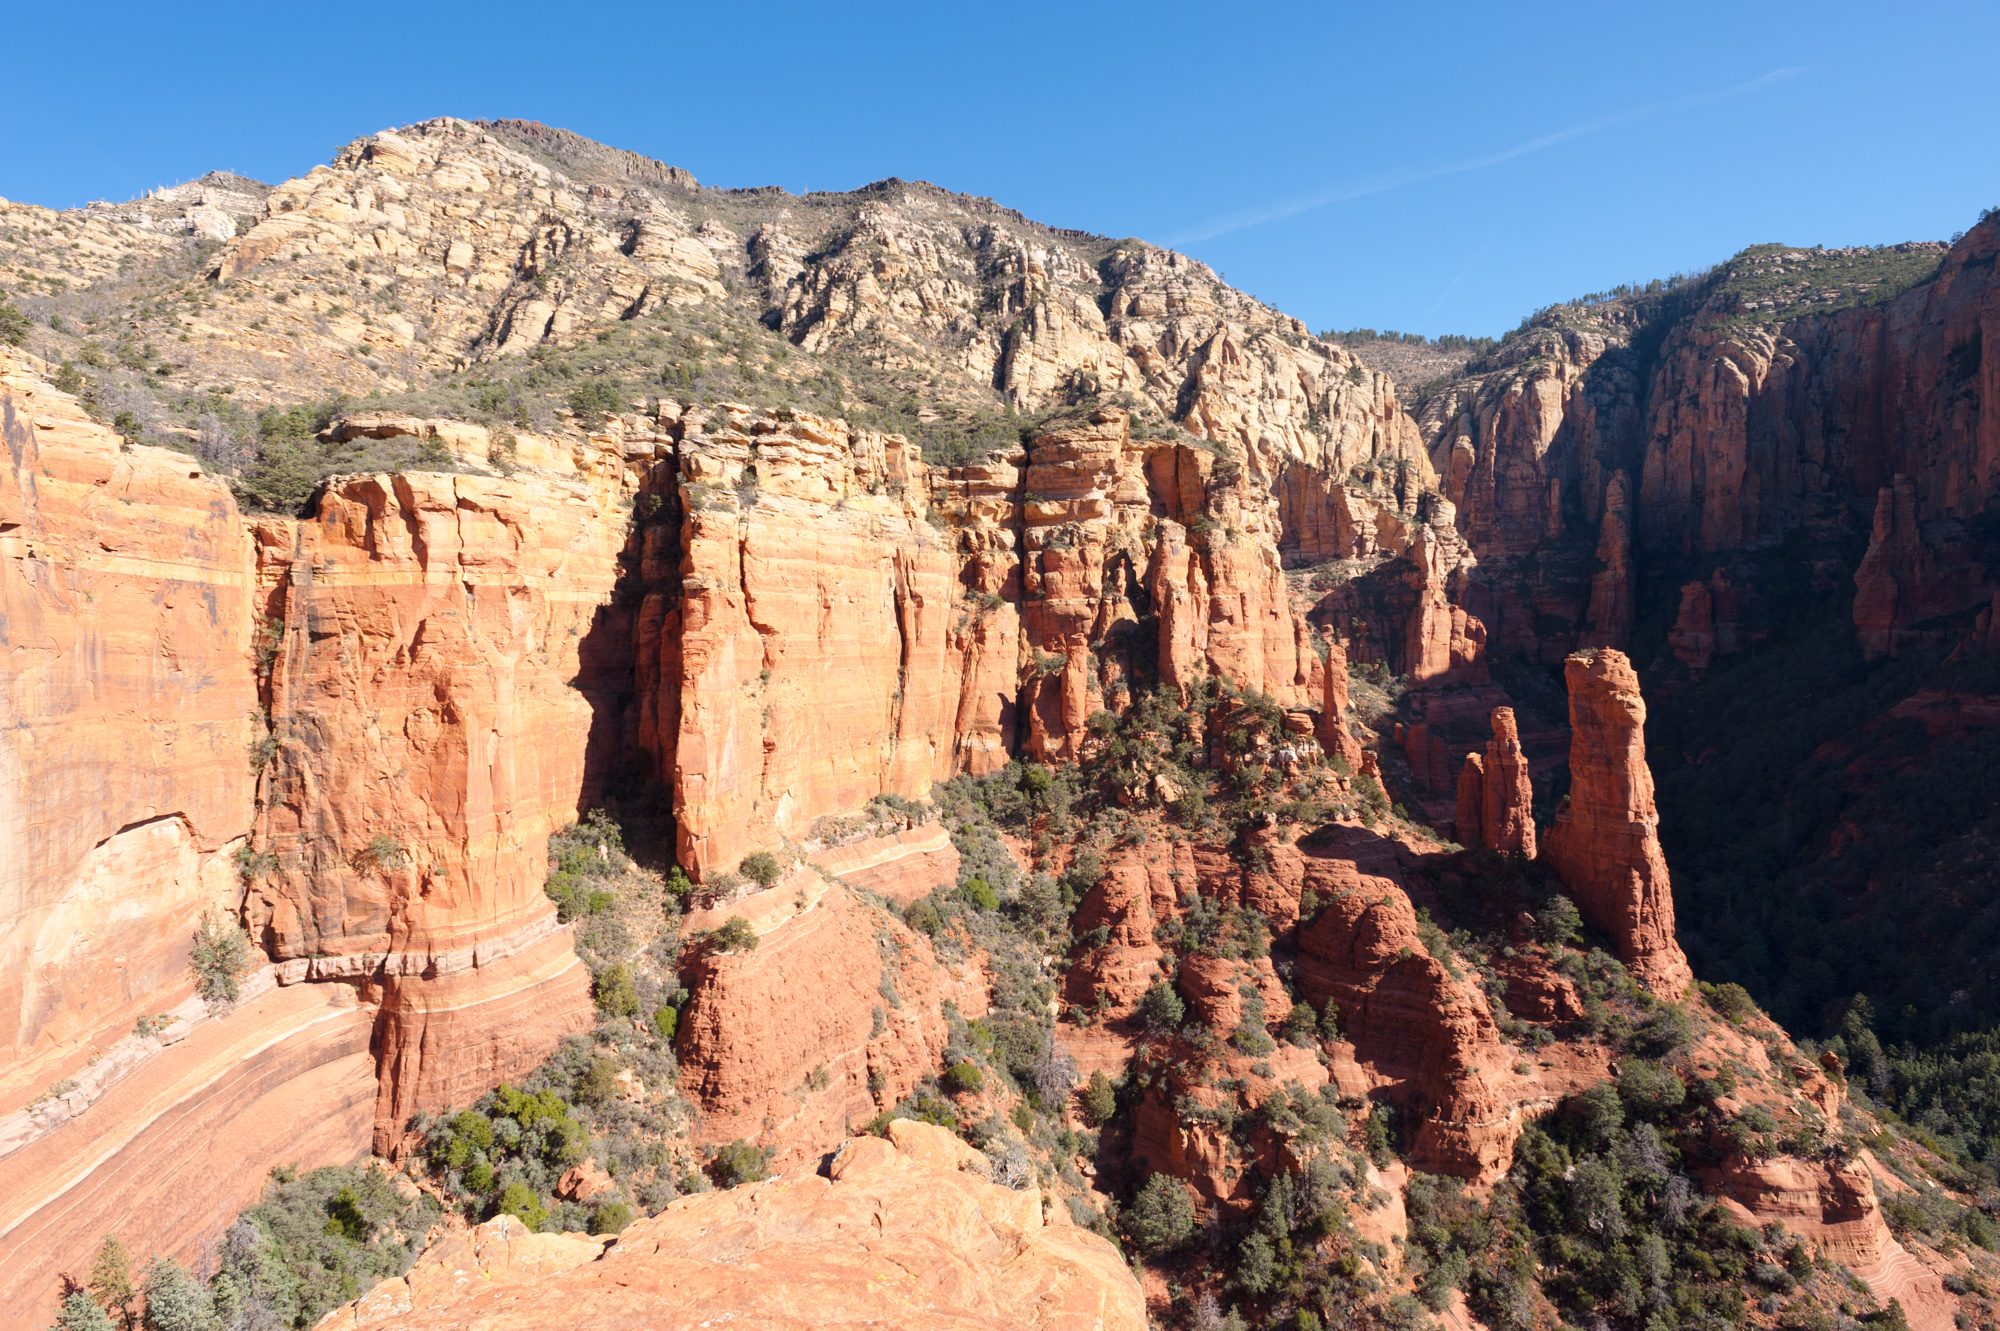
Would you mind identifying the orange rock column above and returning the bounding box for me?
[1543,649,1692,997]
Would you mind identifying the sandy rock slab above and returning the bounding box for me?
[318,1119,1146,1331]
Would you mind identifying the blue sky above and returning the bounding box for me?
[9,0,1996,336]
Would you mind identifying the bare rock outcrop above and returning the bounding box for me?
[319,1120,1147,1331]
[674,881,950,1167]
[1455,708,1535,855]
[645,405,1330,876]
[1286,840,1527,1181]
[0,353,625,1306]
[1542,649,1693,997]
[637,409,964,876]
[1581,470,1636,648]
[1669,568,1754,671]
[1316,635,1365,770]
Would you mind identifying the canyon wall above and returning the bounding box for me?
[629,403,1333,877]
[0,356,621,1304]
[1416,221,1999,660]
[0,353,258,1116]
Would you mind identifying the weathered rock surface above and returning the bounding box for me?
[0,981,375,1317]
[810,821,961,905]
[0,353,616,1308]
[320,1120,1147,1331]
[636,404,1334,876]
[632,408,964,876]
[1542,650,1693,997]
[1315,634,1366,770]
[1287,840,1528,1181]
[675,881,950,1167]
[1468,707,1535,856]
[0,352,257,1112]
[249,466,623,1149]
[1668,567,1755,671]
[1409,225,1999,668]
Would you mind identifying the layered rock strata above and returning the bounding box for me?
[0,355,616,1303]
[674,879,950,1167]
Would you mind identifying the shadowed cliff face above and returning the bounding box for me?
[1408,221,1998,667]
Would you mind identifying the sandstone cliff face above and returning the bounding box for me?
[632,407,964,876]
[248,467,626,1149]
[630,403,1330,877]
[1411,225,1998,664]
[1315,635,1365,770]
[0,356,379,1309]
[1286,842,1527,1182]
[1851,474,1991,659]
[1543,650,1693,997]
[675,880,950,1167]
[0,354,620,1302]
[321,1120,1146,1331]
[1668,567,1754,671]
[0,353,257,1113]
[1635,236,1993,558]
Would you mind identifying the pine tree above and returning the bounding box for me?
[49,1291,115,1331]
[86,1237,136,1330]
[140,1258,220,1331]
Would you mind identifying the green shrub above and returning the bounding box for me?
[543,811,631,922]
[364,835,406,870]
[589,1200,634,1235]
[1080,1070,1118,1126]
[496,1181,547,1230]
[942,1060,985,1094]
[651,1005,679,1041]
[593,963,641,1019]
[232,407,464,516]
[567,379,625,419]
[959,876,1000,911]
[1124,1173,1195,1254]
[49,1291,115,1331]
[1701,980,1759,1025]
[86,1236,136,1328]
[1534,896,1584,947]
[711,916,759,953]
[190,910,253,1008]
[0,299,31,347]
[1139,981,1185,1033]
[738,851,781,889]
[141,1256,219,1331]
[709,1139,771,1188]
[209,1160,441,1327]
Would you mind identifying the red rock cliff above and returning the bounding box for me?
[0,353,621,1308]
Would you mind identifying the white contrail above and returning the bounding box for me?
[1169,67,1806,245]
